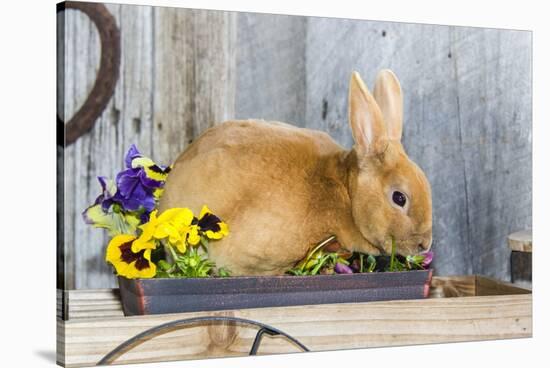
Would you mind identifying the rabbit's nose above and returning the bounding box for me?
[417,239,432,253]
[416,232,433,253]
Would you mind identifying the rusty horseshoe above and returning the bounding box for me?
[57,2,121,146]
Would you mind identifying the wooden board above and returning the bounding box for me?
[57,276,532,367]
[508,230,532,252]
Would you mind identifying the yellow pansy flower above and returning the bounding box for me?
[133,208,195,253]
[105,234,156,279]
[195,205,229,240]
[131,157,172,182]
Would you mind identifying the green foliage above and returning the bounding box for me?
[287,249,348,276]
[216,267,231,277]
[288,236,432,276]
[155,244,215,278]
[384,237,426,272]
[366,255,376,272]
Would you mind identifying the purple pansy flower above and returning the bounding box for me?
[93,176,119,211]
[114,168,160,211]
[113,145,168,212]
[421,251,434,268]
[124,144,142,168]
[334,262,354,274]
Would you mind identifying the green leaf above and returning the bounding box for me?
[217,268,231,277]
[310,254,331,275]
[158,260,171,271]
[389,237,396,271]
[367,255,376,272]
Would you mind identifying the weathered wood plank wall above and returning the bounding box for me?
[301,19,532,281]
[61,5,531,289]
[61,4,236,288]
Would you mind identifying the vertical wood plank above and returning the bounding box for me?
[235,12,306,125]
[449,28,532,279]
[152,8,237,163]
[63,6,103,290]
[192,10,237,132]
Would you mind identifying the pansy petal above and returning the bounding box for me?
[106,235,157,279]
[153,222,179,241]
[199,205,212,220]
[205,230,222,240]
[138,169,164,189]
[105,234,137,276]
[218,222,229,235]
[186,225,201,245]
[421,251,434,267]
[137,210,158,242]
[125,144,142,168]
[131,156,155,169]
[140,211,151,224]
[172,208,194,228]
[98,176,117,198]
[157,208,185,223]
[82,204,136,236]
[204,222,229,240]
[143,165,170,182]
[117,170,143,197]
[153,188,164,201]
[141,195,157,212]
[131,238,157,252]
[175,240,187,254]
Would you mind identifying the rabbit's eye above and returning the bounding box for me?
[392,191,407,207]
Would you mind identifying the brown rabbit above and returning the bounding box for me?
[159,70,432,275]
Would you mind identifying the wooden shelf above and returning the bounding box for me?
[57,275,532,367]
[508,230,532,253]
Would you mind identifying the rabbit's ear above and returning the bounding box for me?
[373,69,403,141]
[349,71,388,156]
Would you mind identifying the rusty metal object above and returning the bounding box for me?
[117,270,433,316]
[58,2,120,146]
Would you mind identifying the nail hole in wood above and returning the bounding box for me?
[111,107,120,126]
[133,118,141,134]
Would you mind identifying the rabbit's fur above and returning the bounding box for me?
[160,70,432,275]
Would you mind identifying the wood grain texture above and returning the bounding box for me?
[508,229,532,252]
[61,5,236,288]
[60,6,531,289]
[152,8,237,160]
[57,276,531,367]
[303,19,532,281]
[235,12,306,125]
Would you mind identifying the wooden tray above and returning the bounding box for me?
[118,270,433,315]
[56,275,532,367]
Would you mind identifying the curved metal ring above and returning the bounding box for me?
[97,316,309,365]
[57,2,121,146]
